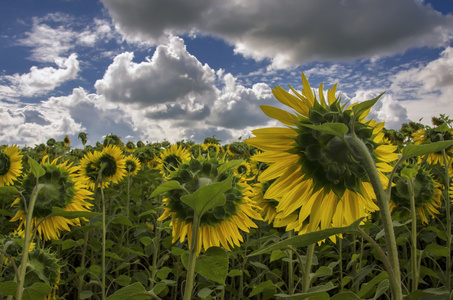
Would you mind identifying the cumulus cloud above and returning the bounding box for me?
[389,46,453,125]
[0,54,79,98]
[95,36,217,106]
[101,0,453,68]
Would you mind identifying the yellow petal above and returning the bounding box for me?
[260,105,297,126]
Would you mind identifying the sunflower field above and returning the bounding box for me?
[1,74,453,300]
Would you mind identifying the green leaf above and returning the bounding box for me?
[300,123,349,138]
[150,181,184,197]
[115,275,132,287]
[181,175,233,218]
[62,239,81,250]
[400,166,418,180]
[198,287,213,299]
[0,281,17,295]
[195,246,228,284]
[330,291,362,300]
[216,159,244,177]
[51,207,101,219]
[358,271,388,298]
[311,266,333,282]
[227,269,242,277]
[106,282,152,300]
[28,156,45,179]
[421,287,450,296]
[423,243,450,257]
[22,282,52,300]
[307,282,336,293]
[80,290,94,299]
[276,292,330,300]
[351,94,382,119]
[270,249,287,262]
[374,279,389,299]
[402,140,453,160]
[0,186,19,197]
[111,215,133,226]
[249,280,276,297]
[156,266,172,280]
[140,236,153,247]
[249,217,364,256]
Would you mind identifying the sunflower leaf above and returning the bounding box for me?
[300,123,349,138]
[22,282,52,300]
[150,180,184,197]
[216,160,244,177]
[402,140,453,160]
[351,94,383,120]
[181,175,233,217]
[50,207,102,219]
[195,246,228,284]
[248,217,364,257]
[28,156,45,179]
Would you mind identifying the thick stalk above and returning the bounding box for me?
[302,243,315,293]
[183,215,200,300]
[16,184,41,300]
[287,230,294,294]
[101,184,106,300]
[346,135,402,300]
[442,151,452,290]
[408,178,418,292]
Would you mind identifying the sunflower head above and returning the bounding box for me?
[155,144,191,176]
[125,156,141,176]
[1,231,35,263]
[125,141,136,153]
[11,158,93,240]
[97,145,127,184]
[103,134,124,148]
[63,135,71,147]
[246,73,397,232]
[0,145,23,187]
[413,126,453,165]
[390,164,442,224]
[157,154,262,253]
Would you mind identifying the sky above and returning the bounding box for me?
[1,0,453,148]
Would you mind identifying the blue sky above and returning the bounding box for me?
[1,0,453,147]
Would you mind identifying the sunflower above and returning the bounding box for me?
[413,127,453,165]
[245,73,398,233]
[157,155,262,254]
[234,161,258,182]
[390,164,442,224]
[226,142,249,158]
[154,144,191,176]
[125,156,141,176]
[125,141,136,153]
[202,143,222,156]
[97,145,127,184]
[0,145,23,187]
[10,158,93,240]
[63,135,71,147]
[78,151,110,190]
[1,230,36,264]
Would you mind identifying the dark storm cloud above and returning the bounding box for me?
[101,0,453,67]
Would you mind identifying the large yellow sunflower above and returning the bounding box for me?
[10,158,93,240]
[155,144,191,176]
[157,155,262,254]
[0,145,23,186]
[245,73,398,233]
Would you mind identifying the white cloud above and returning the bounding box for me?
[389,46,453,125]
[101,0,453,68]
[94,36,217,107]
[0,54,79,98]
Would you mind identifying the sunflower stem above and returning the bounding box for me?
[346,135,402,300]
[15,183,42,300]
[287,230,294,294]
[302,243,315,293]
[408,177,419,292]
[442,149,452,290]
[97,163,107,300]
[183,214,200,300]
